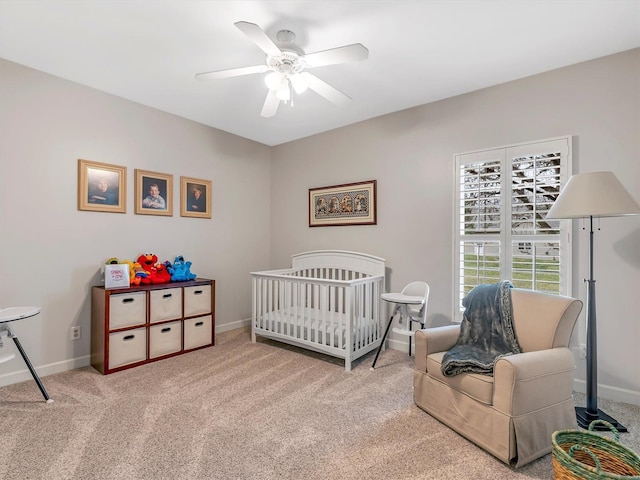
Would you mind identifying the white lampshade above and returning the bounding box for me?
[546,171,640,219]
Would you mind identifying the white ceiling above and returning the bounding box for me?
[1,0,639,146]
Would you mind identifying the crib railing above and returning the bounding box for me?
[251,269,384,371]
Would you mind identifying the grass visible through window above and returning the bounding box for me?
[463,254,560,295]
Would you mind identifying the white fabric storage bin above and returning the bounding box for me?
[109,327,146,369]
[109,291,146,329]
[149,288,182,324]
[184,285,211,317]
[149,321,182,358]
[184,315,212,350]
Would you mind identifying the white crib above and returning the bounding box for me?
[251,250,386,371]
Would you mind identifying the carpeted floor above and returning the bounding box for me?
[1,327,638,480]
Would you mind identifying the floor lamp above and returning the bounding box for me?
[547,171,640,432]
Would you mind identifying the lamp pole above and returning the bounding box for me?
[575,215,627,432]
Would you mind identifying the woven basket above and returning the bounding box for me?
[552,420,640,479]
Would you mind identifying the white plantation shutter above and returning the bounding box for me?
[460,158,502,235]
[453,137,571,321]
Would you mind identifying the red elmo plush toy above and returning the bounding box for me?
[151,262,172,284]
[137,253,157,285]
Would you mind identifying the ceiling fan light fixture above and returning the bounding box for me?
[290,73,308,94]
[276,79,291,101]
[264,71,283,90]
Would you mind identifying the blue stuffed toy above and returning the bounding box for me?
[169,255,196,281]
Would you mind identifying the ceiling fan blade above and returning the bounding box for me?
[303,43,369,68]
[261,89,280,117]
[235,21,282,57]
[195,64,269,81]
[303,73,352,107]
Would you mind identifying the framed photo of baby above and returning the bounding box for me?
[135,169,173,216]
[309,180,377,227]
[181,176,212,218]
[78,159,126,213]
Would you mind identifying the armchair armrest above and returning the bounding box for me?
[414,325,460,373]
[493,347,576,416]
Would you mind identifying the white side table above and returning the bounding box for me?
[370,293,425,369]
[0,306,53,403]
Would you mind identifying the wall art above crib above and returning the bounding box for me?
[309,180,377,227]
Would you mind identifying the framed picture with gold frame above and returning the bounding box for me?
[181,176,212,218]
[78,159,126,213]
[309,180,377,227]
[135,169,173,216]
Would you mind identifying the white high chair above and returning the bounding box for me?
[371,281,430,369]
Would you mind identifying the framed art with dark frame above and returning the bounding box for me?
[135,169,173,216]
[78,159,126,213]
[309,180,377,227]
[181,176,212,218]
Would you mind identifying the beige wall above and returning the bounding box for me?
[0,59,272,385]
[271,48,640,405]
[1,49,638,405]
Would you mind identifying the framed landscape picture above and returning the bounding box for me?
[78,159,126,213]
[181,176,212,218]
[309,180,377,227]
[135,169,173,216]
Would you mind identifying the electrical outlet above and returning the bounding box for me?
[579,343,586,359]
[71,326,81,341]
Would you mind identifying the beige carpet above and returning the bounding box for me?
[1,327,638,480]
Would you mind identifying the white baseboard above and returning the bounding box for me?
[387,337,410,353]
[217,318,251,333]
[0,355,91,388]
[0,320,254,388]
[573,378,640,407]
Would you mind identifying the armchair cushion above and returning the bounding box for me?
[427,351,494,404]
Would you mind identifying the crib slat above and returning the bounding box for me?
[262,277,267,333]
[252,277,257,342]
[345,285,348,350]
[283,279,288,336]
[308,282,312,342]
[319,282,323,345]
[364,281,370,345]
[373,281,378,341]
[328,286,334,348]
[293,280,298,339]
[338,284,342,349]
[345,286,353,371]
[269,279,274,332]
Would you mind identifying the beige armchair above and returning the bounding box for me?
[413,288,583,467]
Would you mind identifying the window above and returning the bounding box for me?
[453,137,572,321]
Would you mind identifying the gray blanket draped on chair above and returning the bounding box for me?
[441,281,521,377]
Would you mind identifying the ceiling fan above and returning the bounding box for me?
[195,21,369,117]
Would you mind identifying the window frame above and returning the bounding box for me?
[453,136,573,322]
